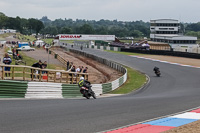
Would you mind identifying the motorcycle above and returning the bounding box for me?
[80,85,96,99]
[155,70,161,77]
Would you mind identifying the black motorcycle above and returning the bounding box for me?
[155,69,161,77]
[80,85,96,99]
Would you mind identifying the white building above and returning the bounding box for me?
[0,29,16,34]
[150,19,197,49]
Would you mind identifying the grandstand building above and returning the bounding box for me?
[150,19,197,49]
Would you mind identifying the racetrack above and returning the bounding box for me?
[1,47,200,133]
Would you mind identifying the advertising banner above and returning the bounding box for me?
[58,34,115,41]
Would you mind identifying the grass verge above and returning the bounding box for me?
[110,66,146,94]
[42,39,53,44]
[105,50,147,94]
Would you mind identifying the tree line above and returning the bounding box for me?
[1,12,200,39]
[39,16,150,38]
[0,12,44,35]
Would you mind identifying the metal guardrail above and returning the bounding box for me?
[0,64,88,84]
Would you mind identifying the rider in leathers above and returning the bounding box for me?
[78,77,92,96]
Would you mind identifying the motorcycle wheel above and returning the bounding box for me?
[84,92,90,99]
[91,91,96,99]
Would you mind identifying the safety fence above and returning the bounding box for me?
[48,48,69,68]
[0,64,88,84]
[88,45,121,52]
[0,48,127,98]
[73,43,121,52]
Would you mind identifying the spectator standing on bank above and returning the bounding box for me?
[42,61,47,74]
[66,61,69,70]
[71,66,76,72]
[68,62,73,70]
[76,66,80,73]
[32,60,42,68]
[80,66,84,72]
[83,67,88,73]
[31,60,42,78]
[3,53,12,77]
[12,48,16,57]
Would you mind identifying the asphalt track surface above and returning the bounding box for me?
[1,46,200,133]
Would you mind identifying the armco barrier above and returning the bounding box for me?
[0,80,27,98]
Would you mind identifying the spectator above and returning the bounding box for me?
[31,60,42,78]
[16,49,19,55]
[3,53,12,77]
[69,62,73,70]
[71,66,76,72]
[42,61,47,74]
[76,66,80,73]
[42,61,47,69]
[80,66,84,72]
[12,48,16,57]
[83,67,88,73]
[66,61,70,70]
[32,60,42,68]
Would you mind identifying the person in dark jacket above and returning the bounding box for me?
[3,53,12,77]
[31,60,42,78]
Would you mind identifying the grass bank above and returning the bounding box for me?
[105,50,147,94]
[110,66,147,94]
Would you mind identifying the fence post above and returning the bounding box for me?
[72,74,74,84]
[66,73,68,83]
[39,70,42,82]
[47,71,49,82]
[23,67,25,81]
[60,72,62,83]
[54,72,56,82]
[2,66,4,79]
[12,67,14,80]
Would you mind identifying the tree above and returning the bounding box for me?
[0,12,8,28]
[186,22,200,32]
[79,24,94,34]
[28,18,44,35]
[130,30,143,38]
[61,27,72,34]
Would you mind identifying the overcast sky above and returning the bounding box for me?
[0,0,200,23]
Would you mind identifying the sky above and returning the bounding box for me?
[0,0,200,23]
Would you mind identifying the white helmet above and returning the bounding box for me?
[80,77,84,80]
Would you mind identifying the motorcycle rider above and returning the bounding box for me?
[153,66,159,72]
[153,66,161,76]
[78,77,92,95]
